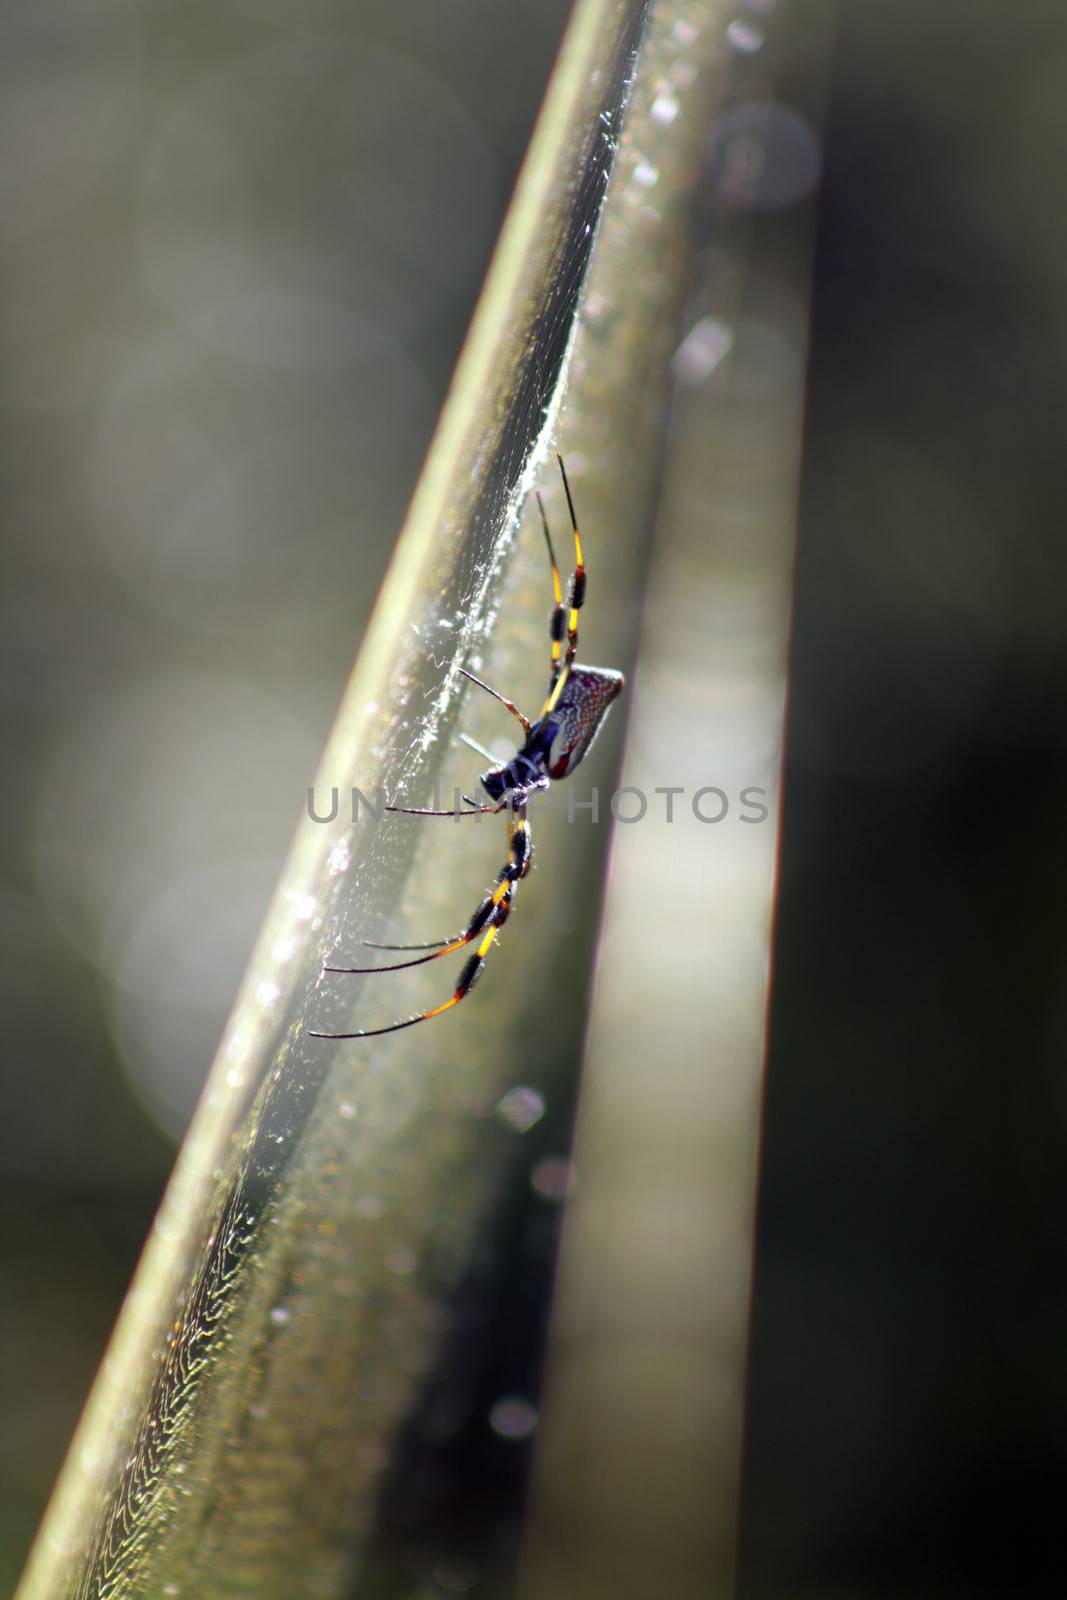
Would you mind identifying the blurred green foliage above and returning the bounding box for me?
[0,2,569,1587]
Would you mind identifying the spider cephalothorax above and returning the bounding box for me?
[479,664,623,801]
[312,456,624,1041]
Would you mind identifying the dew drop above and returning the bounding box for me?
[495,1086,546,1133]
[673,316,734,385]
[651,93,680,126]
[434,1556,479,1593]
[531,1156,575,1202]
[727,18,765,52]
[489,1396,539,1440]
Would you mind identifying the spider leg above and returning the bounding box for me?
[460,731,497,763]
[537,489,566,684]
[386,798,504,817]
[326,880,507,974]
[359,788,515,951]
[459,668,531,735]
[310,795,533,1039]
[540,454,586,716]
[364,936,455,951]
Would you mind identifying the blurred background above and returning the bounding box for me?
[0,1,571,1586]
[1,1,1065,1595]
[743,6,1067,1596]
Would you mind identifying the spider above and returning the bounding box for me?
[310,456,624,1040]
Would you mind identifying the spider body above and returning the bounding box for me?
[311,456,623,1042]
[478,749,547,805]
[479,663,624,801]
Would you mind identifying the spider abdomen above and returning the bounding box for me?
[545,664,624,780]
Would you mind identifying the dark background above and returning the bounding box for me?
[2,2,1065,1594]
[743,5,1067,1595]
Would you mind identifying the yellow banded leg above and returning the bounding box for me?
[537,490,566,678]
[557,454,586,671]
